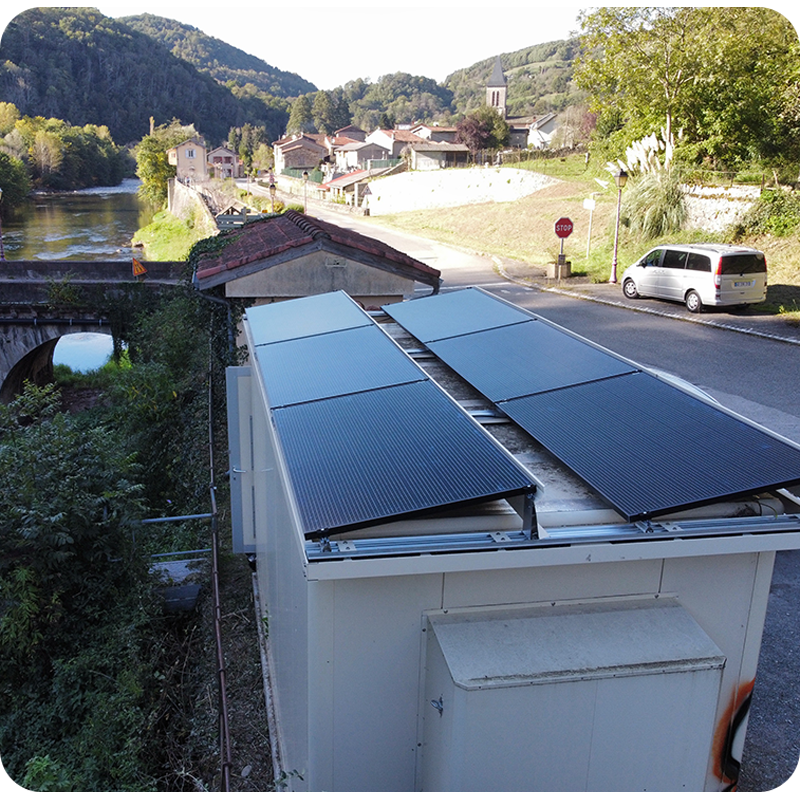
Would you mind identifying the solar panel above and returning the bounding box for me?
[273,380,535,536]
[427,320,637,402]
[499,372,800,521]
[255,325,423,408]
[384,287,530,342]
[248,291,537,538]
[385,287,800,522]
[246,290,370,346]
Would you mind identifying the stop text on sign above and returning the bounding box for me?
[555,217,573,238]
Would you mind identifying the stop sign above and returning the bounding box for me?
[555,217,574,238]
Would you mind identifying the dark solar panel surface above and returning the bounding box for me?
[385,287,800,522]
[248,291,536,538]
[427,320,637,402]
[247,290,369,345]
[501,372,800,520]
[274,380,536,536]
[255,325,423,408]
[384,287,530,342]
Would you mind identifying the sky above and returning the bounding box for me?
[2,2,587,90]
[3,4,798,91]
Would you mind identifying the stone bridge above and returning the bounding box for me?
[0,260,183,402]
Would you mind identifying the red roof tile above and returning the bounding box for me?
[194,211,441,289]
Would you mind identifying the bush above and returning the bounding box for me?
[622,170,686,240]
[732,189,800,238]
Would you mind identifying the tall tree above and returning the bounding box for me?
[456,106,510,152]
[574,7,701,147]
[135,120,198,204]
[575,6,800,169]
[286,94,315,135]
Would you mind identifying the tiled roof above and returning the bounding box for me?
[194,210,441,289]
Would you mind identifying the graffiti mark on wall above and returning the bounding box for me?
[713,678,755,790]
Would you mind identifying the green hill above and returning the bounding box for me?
[445,38,583,117]
[120,13,317,98]
[0,7,289,146]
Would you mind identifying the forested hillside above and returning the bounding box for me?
[120,13,316,98]
[0,7,288,146]
[445,39,583,118]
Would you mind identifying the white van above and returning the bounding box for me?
[621,244,767,312]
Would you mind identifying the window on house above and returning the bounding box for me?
[186,149,196,158]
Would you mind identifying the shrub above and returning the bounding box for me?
[732,188,800,238]
[622,170,686,239]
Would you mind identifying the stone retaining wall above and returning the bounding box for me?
[681,184,761,233]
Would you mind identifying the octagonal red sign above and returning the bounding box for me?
[555,217,574,238]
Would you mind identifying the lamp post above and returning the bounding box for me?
[609,169,628,283]
[269,182,276,214]
[0,188,5,262]
[302,170,309,214]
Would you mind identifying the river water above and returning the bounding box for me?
[2,179,157,371]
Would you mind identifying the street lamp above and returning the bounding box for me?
[302,170,309,214]
[0,187,5,262]
[609,169,628,283]
[269,182,276,214]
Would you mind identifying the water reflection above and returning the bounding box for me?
[2,178,157,261]
[2,178,157,371]
[54,333,114,372]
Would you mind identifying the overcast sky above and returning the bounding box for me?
[2,4,798,91]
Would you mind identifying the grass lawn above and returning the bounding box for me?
[132,209,216,261]
[371,154,800,323]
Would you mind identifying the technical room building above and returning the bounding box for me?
[226,287,800,792]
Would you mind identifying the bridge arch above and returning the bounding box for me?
[0,319,112,403]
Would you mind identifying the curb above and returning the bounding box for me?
[495,259,800,348]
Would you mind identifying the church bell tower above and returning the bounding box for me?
[486,55,507,118]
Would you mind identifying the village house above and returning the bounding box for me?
[333,140,391,173]
[365,127,426,158]
[272,133,328,174]
[207,145,243,179]
[402,141,470,171]
[411,123,460,143]
[192,209,440,308]
[167,137,208,183]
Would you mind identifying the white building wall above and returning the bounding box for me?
[290,552,772,791]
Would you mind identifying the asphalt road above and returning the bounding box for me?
[315,206,800,792]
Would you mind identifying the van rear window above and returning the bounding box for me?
[720,253,766,274]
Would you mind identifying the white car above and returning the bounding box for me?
[621,244,767,312]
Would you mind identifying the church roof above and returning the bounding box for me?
[487,56,506,87]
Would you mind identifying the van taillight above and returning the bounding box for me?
[714,257,722,287]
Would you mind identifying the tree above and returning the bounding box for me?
[456,105,510,152]
[574,7,701,148]
[286,94,315,135]
[135,120,198,205]
[0,151,31,211]
[575,6,800,170]
[0,383,146,673]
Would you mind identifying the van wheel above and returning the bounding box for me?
[623,279,639,299]
[686,291,703,313]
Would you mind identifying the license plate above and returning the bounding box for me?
[734,280,754,287]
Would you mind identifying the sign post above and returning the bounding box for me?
[554,217,573,280]
[583,196,597,257]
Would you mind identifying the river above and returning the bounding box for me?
[2,179,157,371]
